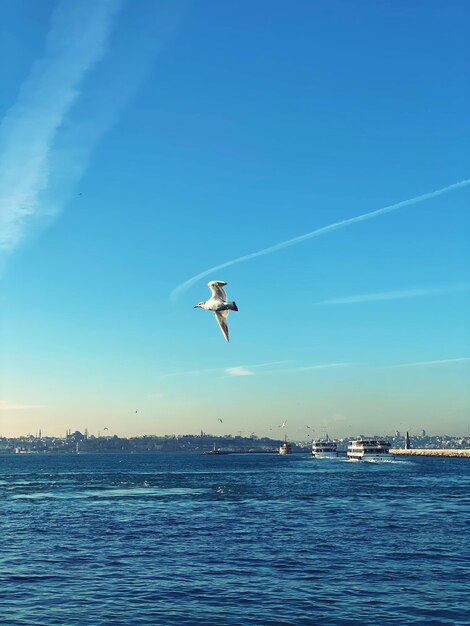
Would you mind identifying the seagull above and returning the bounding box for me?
[194,281,238,342]
[280,420,287,428]
[218,418,223,423]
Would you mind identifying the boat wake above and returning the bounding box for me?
[10,486,208,500]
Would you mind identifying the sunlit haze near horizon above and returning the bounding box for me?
[1,0,469,438]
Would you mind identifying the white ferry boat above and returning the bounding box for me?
[279,434,292,455]
[347,438,392,461]
[311,435,337,459]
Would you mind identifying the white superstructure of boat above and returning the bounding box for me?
[279,433,292,455]
[347,438,392,461]
[311,435,337,459]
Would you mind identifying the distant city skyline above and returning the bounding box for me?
[3,429,470,462]
[1,0,469,438]
[2,417,469,441]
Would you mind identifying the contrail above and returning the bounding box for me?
[171,178,470,300]
[386,357,470,368]
[0,0,181,268]
[320,284,470,305]
[0,0,123,259]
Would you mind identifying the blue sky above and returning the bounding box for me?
[1,0,469,438]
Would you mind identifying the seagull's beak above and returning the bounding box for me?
[193,305,199,308]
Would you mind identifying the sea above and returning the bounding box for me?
[1,452,469,625]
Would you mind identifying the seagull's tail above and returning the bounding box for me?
[229,301,238,312]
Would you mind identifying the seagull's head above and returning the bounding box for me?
[194,301,206,309]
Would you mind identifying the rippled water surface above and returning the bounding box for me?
[2,453,470,625]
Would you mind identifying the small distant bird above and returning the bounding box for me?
[218,418,223,423]
[103,427,109,431]
[280,420,287,428]
[194,281,238,342]
[306,425,311,429]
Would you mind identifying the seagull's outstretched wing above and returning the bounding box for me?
[214,310,229,342]
[208,280,227,301]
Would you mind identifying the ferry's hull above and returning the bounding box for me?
[348,453,393,461]
[312,452,338,459]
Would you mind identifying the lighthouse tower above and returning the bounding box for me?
[405,431,411,450]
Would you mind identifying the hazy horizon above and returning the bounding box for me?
[2,420,468,441]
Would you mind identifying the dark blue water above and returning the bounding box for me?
[1,453,469,625]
